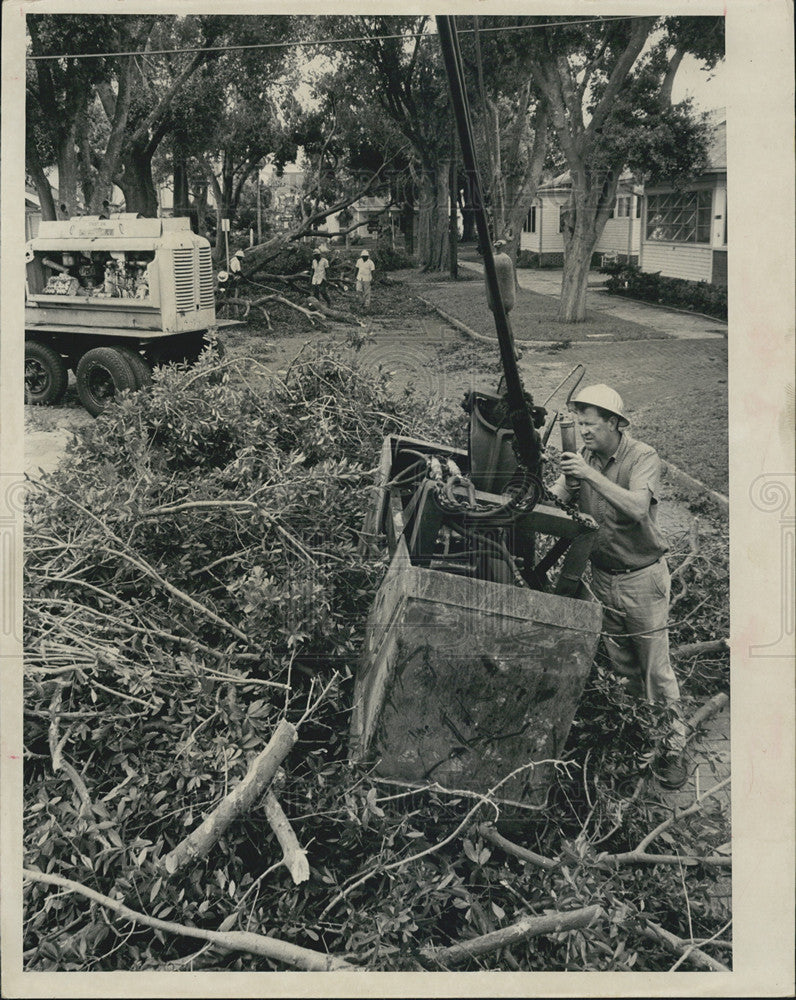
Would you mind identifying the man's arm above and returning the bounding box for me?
[560,452,652,522]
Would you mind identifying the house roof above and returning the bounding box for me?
[539,168,638,193]
[705,119,726,172]
[538,114,726,191]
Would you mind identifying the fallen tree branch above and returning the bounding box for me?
[476,823,558,870]
[249,294,325,325]
[668,917,733,972]
[306,296,364,326]
[265,790,310,885]
[686,691,729,738]
[634,776,731,855]
[320,759,569,919]
[163,718,297,876]
[672,638,729,658]
[640,917,729,972]
[595,850,731,869]
[105,546,249,643]
[671,518,700,582]
[478,823,730,872]
[420,905,604,967]
[23,868,351,971]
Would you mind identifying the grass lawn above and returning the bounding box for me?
[402,272,666,342]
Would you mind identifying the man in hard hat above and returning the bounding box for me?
[353,250,375,311]
[310,248,331,305]
[551,384,687,790]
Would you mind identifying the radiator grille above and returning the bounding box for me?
[172,249,195,311]
[198,247,215,310]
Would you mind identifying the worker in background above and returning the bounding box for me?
[550,384,688,790]
[354,250,375,311]
[310,248,332,305]
[228,249,245,278]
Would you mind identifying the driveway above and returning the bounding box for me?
[460,261,728,341]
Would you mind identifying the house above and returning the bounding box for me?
[639,118,727,286]
[25,190,43,240]
[520,170,642,267]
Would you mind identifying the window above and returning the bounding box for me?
[523,206,537,233]
[636,196,642,219]
[559,205,567,233]
[645,189,713,244]
[613,195,632,218]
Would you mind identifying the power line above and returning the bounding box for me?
[26,16,637,62]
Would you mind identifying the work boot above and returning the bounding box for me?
[654,752,688,791]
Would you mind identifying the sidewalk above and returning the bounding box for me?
[460,261,728,341]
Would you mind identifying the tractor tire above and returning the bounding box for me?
[76,347,137,417]
[25,340,68,406]
[113,345,153,390]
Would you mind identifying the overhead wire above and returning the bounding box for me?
[26,15,637,61]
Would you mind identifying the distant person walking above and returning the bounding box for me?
[354,250,375,311]
[310,248,331,305]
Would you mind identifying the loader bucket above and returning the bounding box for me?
[351,541,603,805]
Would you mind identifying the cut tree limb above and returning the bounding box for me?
[420,905,604,967]
[265,790,310,885]
[23,868,351,971]
[163,718,297,875]
[305,296,364,326]
[673,638,729,658]
[249,295,325,325]
[687,691,729,737]
[640,918,729,972]
[476,823,558,870]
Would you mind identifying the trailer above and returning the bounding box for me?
[24,214,224,415]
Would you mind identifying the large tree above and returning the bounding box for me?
[492,15,724,322]
[330,16,457,271]
[26,15,154,217]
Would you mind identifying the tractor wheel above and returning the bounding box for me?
[25,341,68,406]
[113,345,153,390]
[76,347,137,417]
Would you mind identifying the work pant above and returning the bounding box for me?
[356,278,372,308]
[312,280,331,305]
[590,557,686,750]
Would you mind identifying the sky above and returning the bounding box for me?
[671,52,726,113]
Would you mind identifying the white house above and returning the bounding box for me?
[639,118,727,286]
[520,171,642,267]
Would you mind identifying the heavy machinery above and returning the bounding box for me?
[24,214,221,415]
[350,18,604,805]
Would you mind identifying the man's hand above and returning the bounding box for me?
[560,451,593,482]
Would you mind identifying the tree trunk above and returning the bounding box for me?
[27,145,57,221]
[448,131,458,279]
[56,123,80,217]
[417,161,450,272]
[558,165,620,323]
[118,143,159,217]
[192,180,209,238]
[558,224,596,323]
[173,144,190,218]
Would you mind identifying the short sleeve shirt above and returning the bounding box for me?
[554,433,669,571]
[311,257,329,283]
[355,258,375,281]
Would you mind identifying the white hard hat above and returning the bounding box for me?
[217,271,229,283]
[570,384,629,427]
[234,249,245,258]
[360,250,369,257]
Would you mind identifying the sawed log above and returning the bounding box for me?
[420,905,604,967]
[163,718,297,875]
